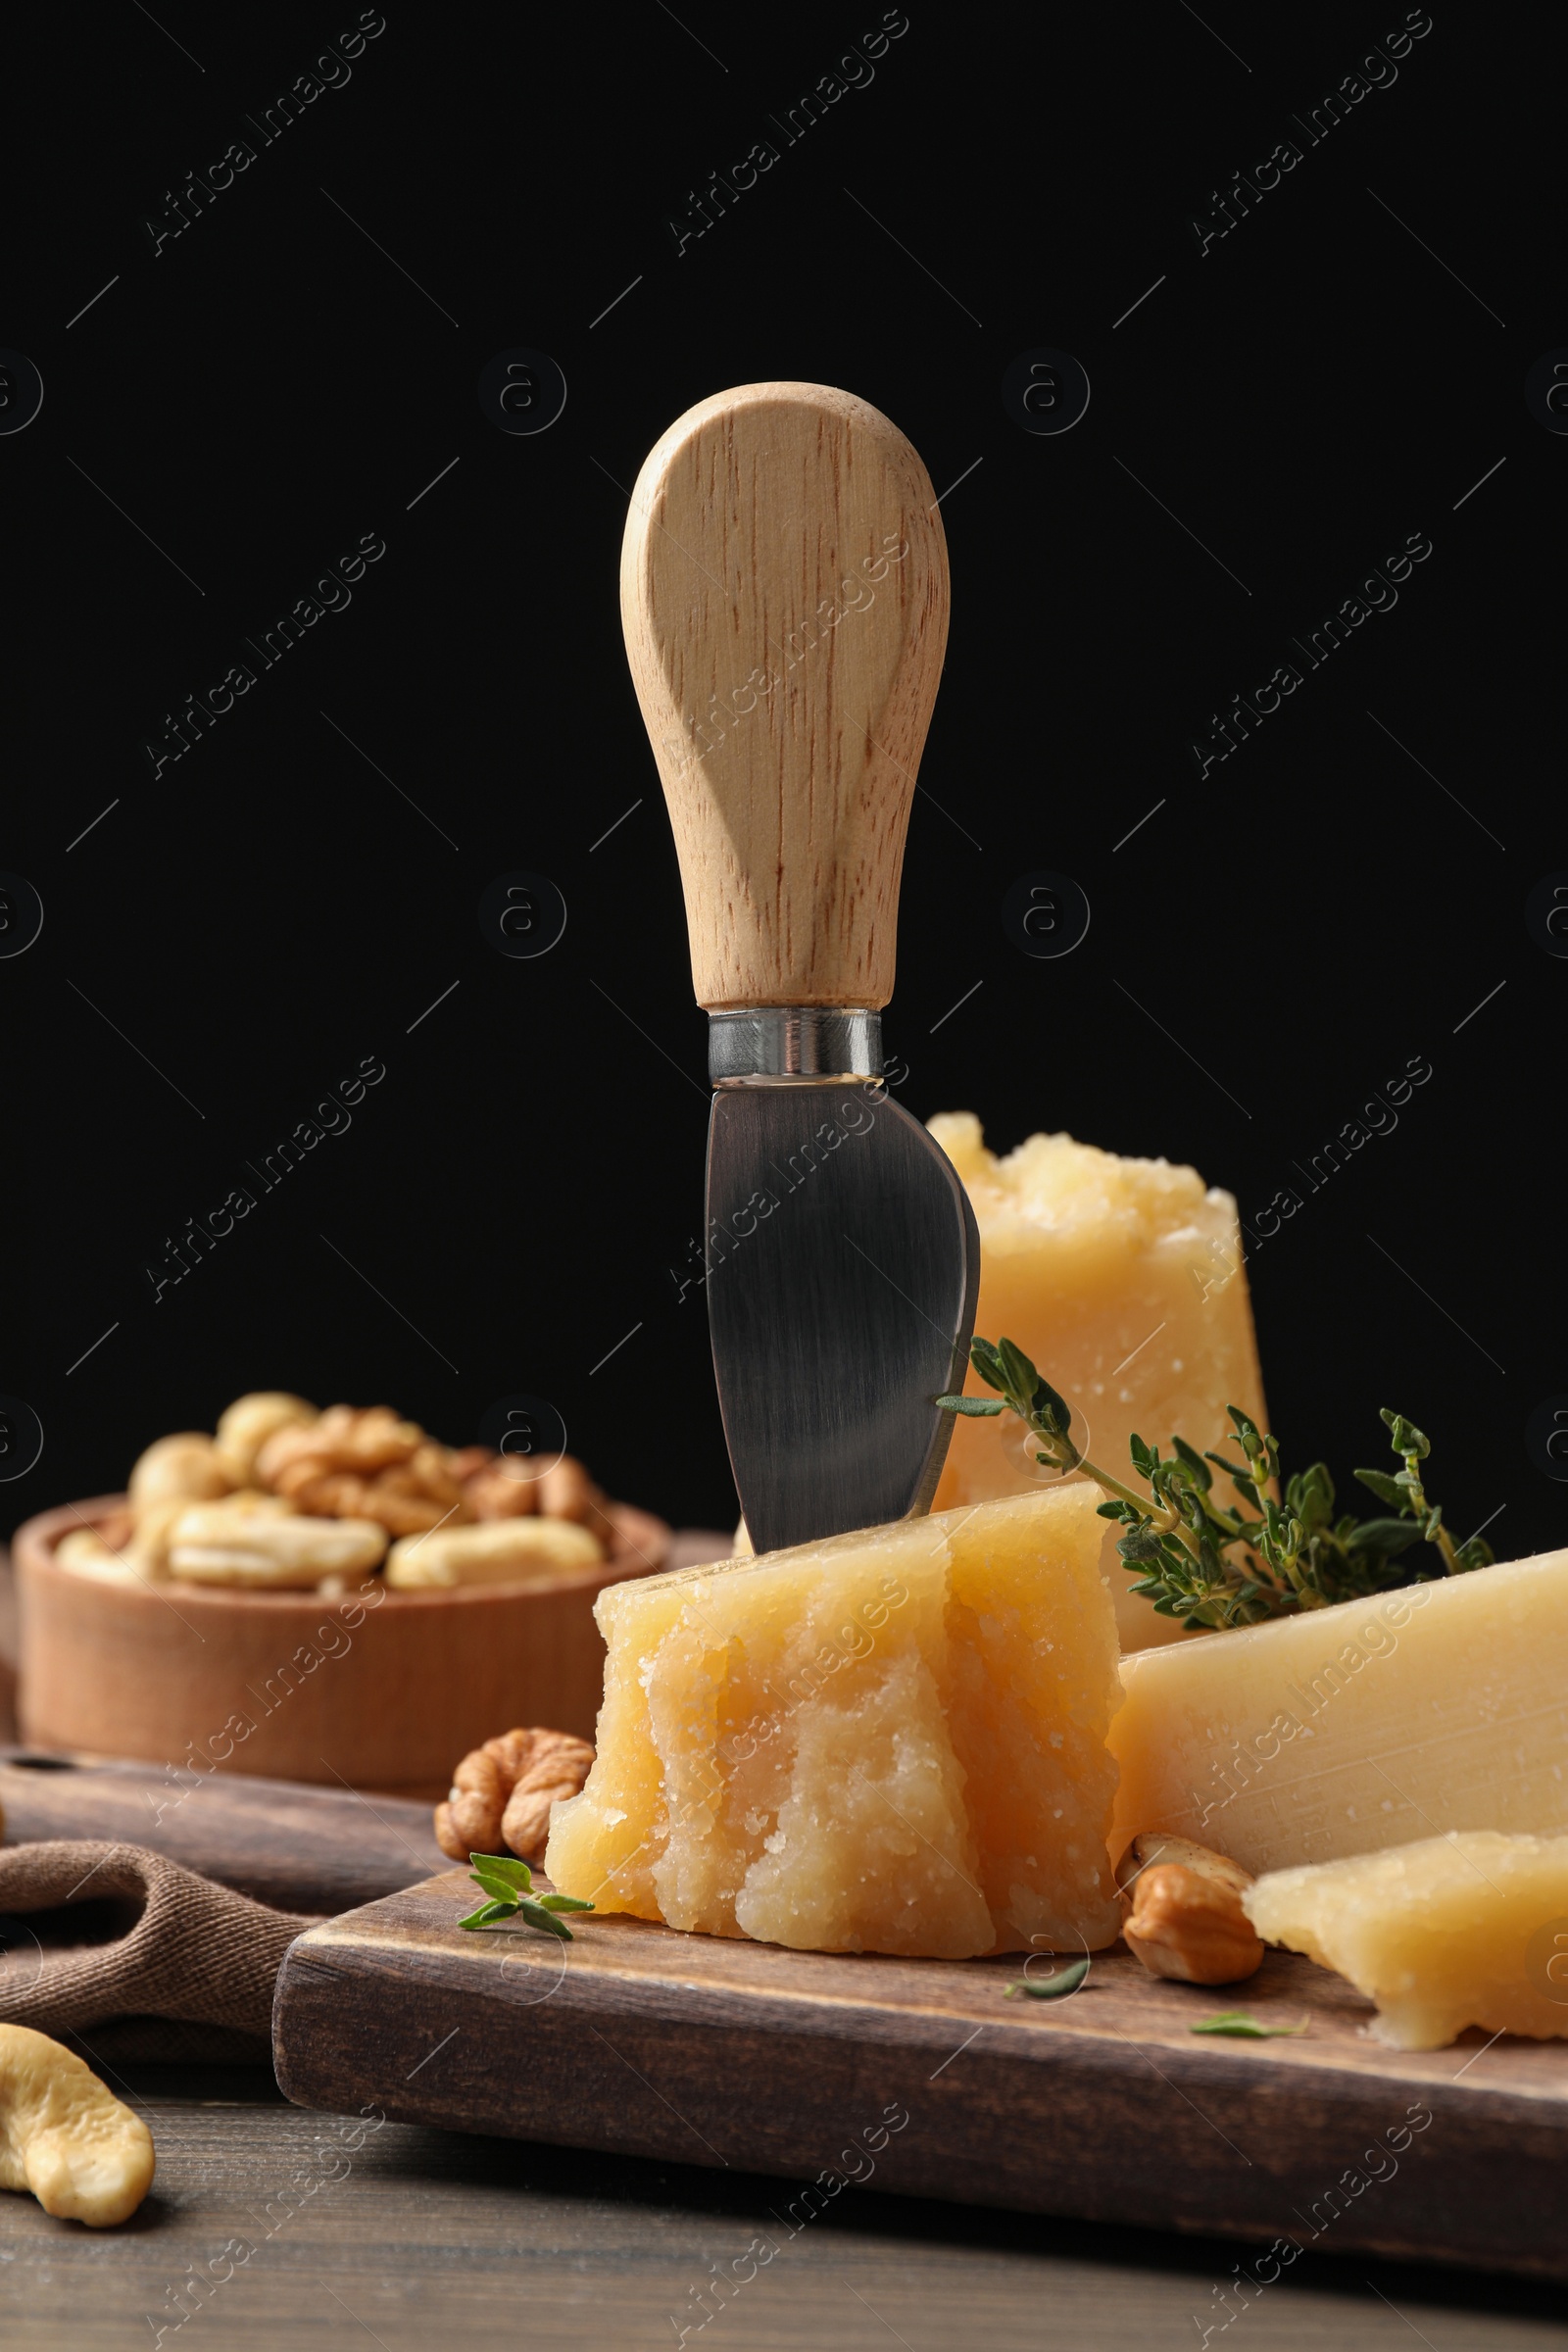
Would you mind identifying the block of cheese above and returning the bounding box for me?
[1246,1833,1568,2050]
[927,1116,1268,1652]
[546,1485,1123,1958]
[1109,1546,1568,1878]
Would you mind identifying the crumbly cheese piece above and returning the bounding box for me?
[1109,1547,1568,1876]
[546,1485,1123,1959]
[927,1115,1269,1651]
[1246,1833,1568,2050]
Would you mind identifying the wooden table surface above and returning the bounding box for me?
[0,2061,1564,2350]
[2,1557,1566,2348]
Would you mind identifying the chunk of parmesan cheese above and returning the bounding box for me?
[927,1115,1268,1651]
[546,1485,1123,1957]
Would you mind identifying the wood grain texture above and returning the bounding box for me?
[0,1746,446,1912]
[10,2073,1559,2352]
[11,1495,668,1798]
[274,1871,1568,2282]
[621,381,950,1010]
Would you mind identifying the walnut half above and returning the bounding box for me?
[434,1726,595,1864]
[1115,1833,1264,1985]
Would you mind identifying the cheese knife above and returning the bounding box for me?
[620,381,979,1554]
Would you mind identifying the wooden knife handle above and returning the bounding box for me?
[620,382,950,1012]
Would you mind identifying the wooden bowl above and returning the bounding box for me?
[11,1494,669,1801]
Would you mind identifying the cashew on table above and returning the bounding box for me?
[0,2025,155,2226]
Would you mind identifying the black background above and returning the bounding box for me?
[5,1,1561,1560]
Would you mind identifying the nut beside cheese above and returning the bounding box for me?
[434,1725,596,1860]
[926,1117,1269,1652]
[1116,1834,1262,1984]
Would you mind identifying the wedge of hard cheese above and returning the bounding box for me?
[546,1485,1123,1958]
[1110,1547,1568,1877]
[927,1116,1268,1651]
[1246,1833,1568,2050]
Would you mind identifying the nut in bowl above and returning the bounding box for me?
[387,1520,604,1590]
[63,1393,634,1595]
[167,1504,388,1590]
[14,1392,671,1794]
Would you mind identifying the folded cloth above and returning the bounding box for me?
[0,1841,321,2062]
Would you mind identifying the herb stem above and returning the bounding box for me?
[941,1338,1493,1630]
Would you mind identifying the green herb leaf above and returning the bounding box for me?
[516,1898,576,1941]
[460,1852,590,1938]
[1117,1533,1165,1564]
[468,1868,528,1907]
[935,1395,1006,1416]
[1352,1467,1407,1511]
[469,1850,533,1890]
[459,1897,519,1931]
[1346,1517,1423,1554]
[1171,1436,1212,1490]
[1190,2011,1307,2038]
[1004,1958,1090,1999]
[1381,1409,1429,1459]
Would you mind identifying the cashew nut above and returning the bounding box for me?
[168,1504,387,1587]
[214,1391,318,1484]
[55,1528,145,1586]
[0,2025,154,2226]
[386,1517,602,1589]
[128,1432,234,1513]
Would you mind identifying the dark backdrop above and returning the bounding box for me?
[6,2,1562,1560]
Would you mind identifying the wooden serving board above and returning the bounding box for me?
[0,1746,447,1913]
[273,1872,1568,2280]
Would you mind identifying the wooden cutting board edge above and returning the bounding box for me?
[272,1872,1568,2282]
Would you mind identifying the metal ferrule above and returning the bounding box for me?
[708,1007,883,1087]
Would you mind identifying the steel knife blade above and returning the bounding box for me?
[706,1075,979,1554]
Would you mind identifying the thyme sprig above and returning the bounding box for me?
[937,1338,1494,1632]
[459,1851,595,1939]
